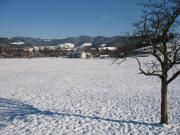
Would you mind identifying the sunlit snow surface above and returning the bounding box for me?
[0,58,179,134]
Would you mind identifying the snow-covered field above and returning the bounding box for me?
[0,57,179,134]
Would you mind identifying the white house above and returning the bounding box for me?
[33,46,40,52]
[99,47,117,51]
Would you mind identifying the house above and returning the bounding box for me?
[23,47,33,52]
[70,51,87,59]
[39,46,45,51]
[44,46,56,50]
[33,46,40,52]
[99,47,117,51]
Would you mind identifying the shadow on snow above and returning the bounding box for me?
[0,98,160,129]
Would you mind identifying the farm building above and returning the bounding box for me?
[70,51,91,59]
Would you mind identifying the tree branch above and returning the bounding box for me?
[162,8,180,37]
[167,70,180,84]
[135,57,162,78]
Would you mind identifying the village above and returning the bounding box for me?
[0,42,119,59]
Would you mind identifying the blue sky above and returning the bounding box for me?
[0,0,145,39]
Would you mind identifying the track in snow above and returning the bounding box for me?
[0,58,180,134]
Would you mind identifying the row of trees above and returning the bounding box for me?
[0,46,135,58]
[0,47,72,58]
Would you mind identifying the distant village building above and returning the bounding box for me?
[99,47,117,51]
[71,51,87,59]
[33,46,40,52]
[24,47,33,52]
[39,46,45,51]
[45,46,56,50]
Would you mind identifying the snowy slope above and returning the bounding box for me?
[58,43,75,49]
[10,41,25,45]
[0,58,179,134]
[80,43,92,47]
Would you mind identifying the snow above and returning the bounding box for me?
[100,44,106,47]
[58,43,75,49]
[0,57,180,134]
[99,47,117,51]
[81,43,92,47]
[10,41,25,45]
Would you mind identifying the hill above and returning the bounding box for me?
[0,35,140,48]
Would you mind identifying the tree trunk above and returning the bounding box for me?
[160,82,168,124]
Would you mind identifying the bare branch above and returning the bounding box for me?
[162,8,180,37]
[133,0,180,83]
[135,57,162,78]
[167,70,180,84]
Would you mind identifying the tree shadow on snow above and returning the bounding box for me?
[0,98,160,129]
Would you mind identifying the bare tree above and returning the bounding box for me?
[133,0,180,124]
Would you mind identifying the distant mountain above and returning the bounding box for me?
[0,38,10,47]
[92,36,122,47]
[46,35,93,46]
[106,36,143,48]
[0,37,45,48]
[0,35,141,48]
